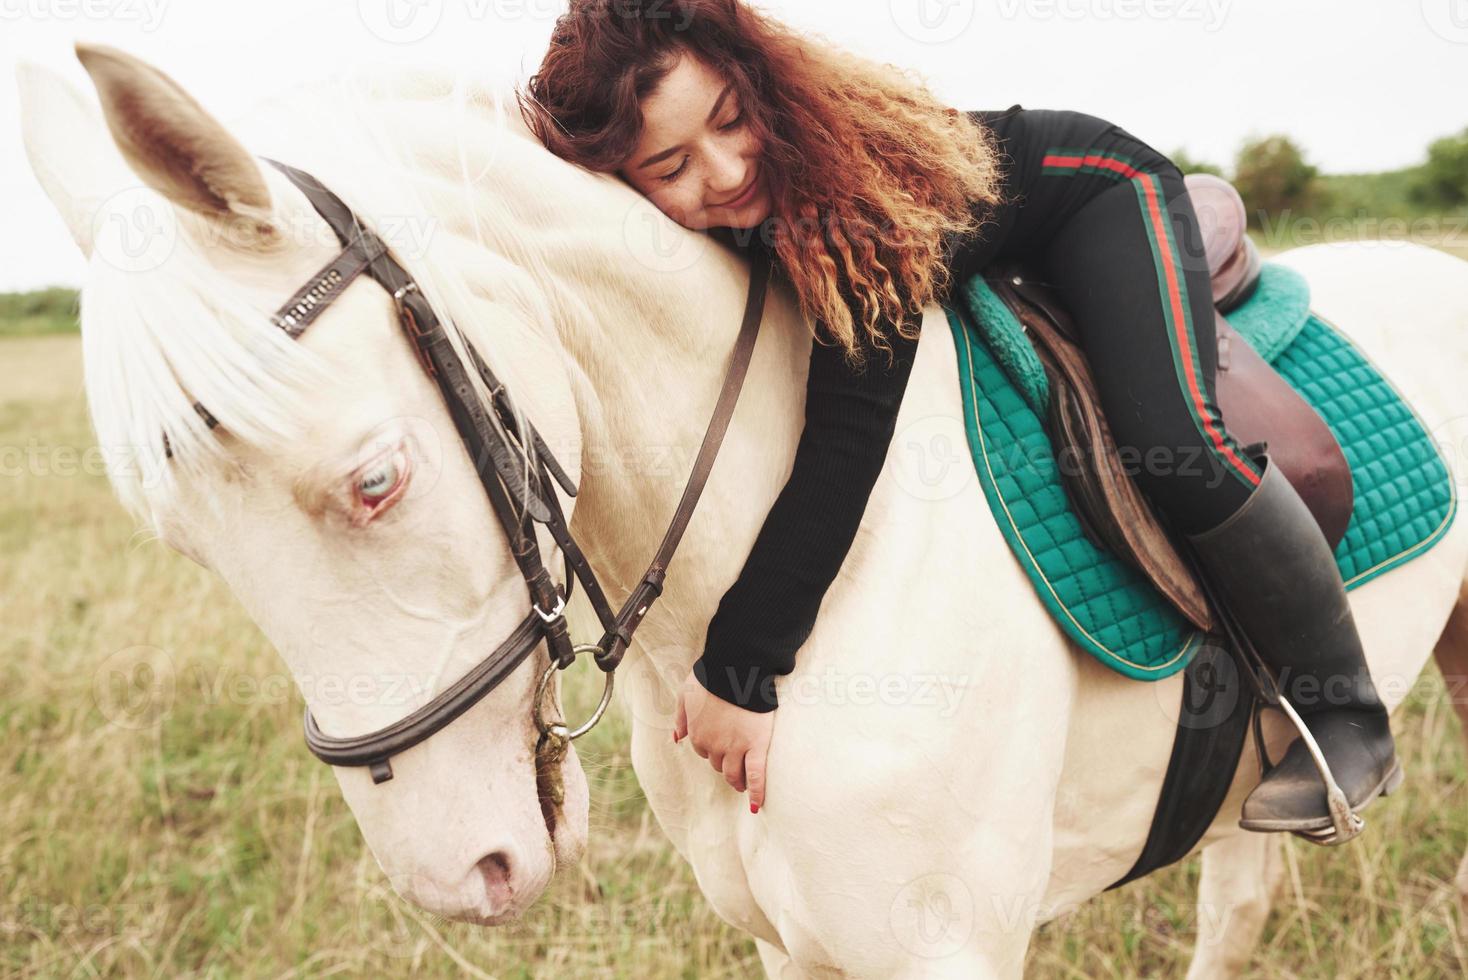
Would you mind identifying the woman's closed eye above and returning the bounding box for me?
[656,111,746,184]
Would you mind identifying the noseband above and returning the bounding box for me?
[184,160,770,783]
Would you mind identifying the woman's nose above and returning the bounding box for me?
[706,151,748,197]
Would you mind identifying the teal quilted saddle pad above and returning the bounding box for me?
[944,262,1458,680]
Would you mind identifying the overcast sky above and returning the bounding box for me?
[2,0,1464,290]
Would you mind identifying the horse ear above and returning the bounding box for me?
[73,42,280,244]
[15,60,135,259]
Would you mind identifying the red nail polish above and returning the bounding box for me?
[750,802,759,814]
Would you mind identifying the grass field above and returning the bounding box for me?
[1248,218,1468,266]
[3,319,1466,977]
[0,291,80,339]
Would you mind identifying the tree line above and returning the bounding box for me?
[1171,123,1468,228]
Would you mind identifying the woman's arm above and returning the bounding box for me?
[692,314,921,711]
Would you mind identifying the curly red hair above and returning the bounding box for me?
[516,0,1009,371]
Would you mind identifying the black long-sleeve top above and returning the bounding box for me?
[691,105,1024,712]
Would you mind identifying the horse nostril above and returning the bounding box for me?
[476,850,514,909]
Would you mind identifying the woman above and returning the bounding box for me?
[516,0,1400,836]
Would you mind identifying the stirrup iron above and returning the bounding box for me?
[1268,696,1363,845]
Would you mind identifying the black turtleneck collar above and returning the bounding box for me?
[710,217,779,258]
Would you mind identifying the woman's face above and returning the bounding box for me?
[618,53,771,232]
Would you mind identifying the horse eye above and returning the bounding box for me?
[357,452,404,506]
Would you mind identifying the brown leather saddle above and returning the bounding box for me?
[984,174,1353,633]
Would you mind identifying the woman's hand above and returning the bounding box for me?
[672,670,774,813]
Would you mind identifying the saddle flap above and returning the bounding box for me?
[984,259,1355,636]
[991,267,1217,634]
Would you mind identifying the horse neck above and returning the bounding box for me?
[350,83,804,676]
[539,223,798,674]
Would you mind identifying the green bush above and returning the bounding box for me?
[1232,135,1319,227]
[1167,147,1224,178]
[1410,125,1468,208]
[0,287,80,336]
[1315,170,1423,220]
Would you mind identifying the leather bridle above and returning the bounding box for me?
[180,159,771,783]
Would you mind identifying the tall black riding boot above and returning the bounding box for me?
[1184,452,1403,838]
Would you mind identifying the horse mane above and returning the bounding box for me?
[80,66,590,531]
[81,203,335,526]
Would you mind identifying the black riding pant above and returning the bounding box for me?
[960,106,1263,535]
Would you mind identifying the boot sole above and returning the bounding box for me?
[1237,757,1405,834]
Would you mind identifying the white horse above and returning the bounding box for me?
[17,44,1468,978]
